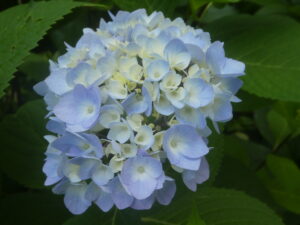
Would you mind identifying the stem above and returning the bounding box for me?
[198,2,213,21]
[111,207,118,225]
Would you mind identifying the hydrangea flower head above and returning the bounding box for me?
[35,9,244,214]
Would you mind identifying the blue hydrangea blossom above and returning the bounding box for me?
[35,9,244,214]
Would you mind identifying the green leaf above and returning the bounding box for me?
[246,0,287,5]
[0,0,96,98]
[215,155,273,205]
[267,109,291,149]
[112,0,187,16]
[234,91,273,112]
[205,131,224,185]
[254,107,275,144]
[254,102,300,146]
[63,207,141,225]
[142,188,284,225]
[63,206,112,225]
[0,100,47,189]
[187,205,206,225]
[0,192,71,225]
[271,102,300,138]
[223,135,271,170]
[201,5,238,23]
[258,154,300,214]
[256,4,288,16]
[190,0,240,14]
[205,15,300,102]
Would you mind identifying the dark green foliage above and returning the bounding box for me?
[0,0,300,224]
[0,193,71,225]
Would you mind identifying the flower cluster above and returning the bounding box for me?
[35,9,244,214]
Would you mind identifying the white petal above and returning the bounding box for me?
[127,114,144,131]
[164,39,191,70]
[109,156,124,173]
[106,80,127,99]
[134,126,154,150]
[107,122,132,144]
[151,131,165,152]
[143,81,160,102]
[165,87,186,109]
[146,60,169,81]
[99,105,122,128]
[121,143,138,158]
[159,72,181,92]
[62,162,81,183]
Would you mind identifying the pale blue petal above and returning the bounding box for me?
[46,118,66,135]
[164,39,191,70]
[202,96,233,122]
[156,178,176,205]
[182,157,209,191]
[154,94,174,116]
[213,99,232,122]
[85,182,101,202]
[66,63,92,87]
[93,55,116,85]
[52,178,70,194]
[76,158,98,180]
[52,132,103,158]
[92,164,114,186]
[220,78,243,95]
[120,156,163,200]
[44,92,59,111]
[185,44,205,64]
[175,106,206,129]
[180,31,210,50]
[131,195,155,210]
[142,86,152,116]
[45,69,72,95]
[163,125,209,170]
[206,41,226,75]
[95,190,114,212]
[127,177,157,200]
[108,177,134,209]
[221,58,245,77]
[64,183,91,215]
[184,78,214,108]
[81,133,104,158]
[76,31,105,57]
[43,154,65,185]
[122,93,148,115]
[45,176,62,186]
[53,84,101,132]
[33,81,48,96]
[155,173,165,190]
